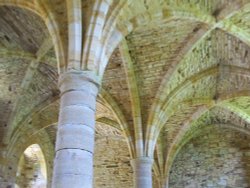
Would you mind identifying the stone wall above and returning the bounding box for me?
[94,126,133,188]
[169,125,250,188]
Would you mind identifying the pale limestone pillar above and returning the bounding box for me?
[52,71,99,188]
[161,180,167,188]
[130,157,154,188]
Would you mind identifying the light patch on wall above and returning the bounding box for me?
[15,144,47,188]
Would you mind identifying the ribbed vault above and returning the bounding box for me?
[1,0,250,187]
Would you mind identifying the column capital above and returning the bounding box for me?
[59,70,101,95]
[130,157,154,169]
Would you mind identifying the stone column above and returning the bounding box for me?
[161,179,168,188]
[130,157,154,188]
[52,71,99,188]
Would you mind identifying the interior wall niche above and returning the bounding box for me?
[15,144,47,188]
[169,125,250,188]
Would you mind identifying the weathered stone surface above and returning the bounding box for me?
[0,6,48,53]
[94,124,133,188]
[169,125,250,188]
[0,1,250,188]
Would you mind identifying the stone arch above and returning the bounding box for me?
[2,126,54,188]
[146,63,250,157]
[98,1,212,77]
[0,0,66,72]
[99,89,135,157]
[15,144,47,188]
[163,104,250,187]
[168,124,250,188]
[99,0,250,78]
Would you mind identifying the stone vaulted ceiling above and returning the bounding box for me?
[1,0,250,187]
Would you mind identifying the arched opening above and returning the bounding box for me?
[0,5,57,187]
[15,144,47,188]
[0,4,58,145]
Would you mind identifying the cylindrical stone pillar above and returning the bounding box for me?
[161,179,168,188]
[130,157,154,188]
[52,71,99,188]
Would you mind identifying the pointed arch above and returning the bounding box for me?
[15,144,47,188]
[0,0,66,72]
